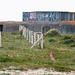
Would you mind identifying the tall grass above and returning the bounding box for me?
[0,32,75,72]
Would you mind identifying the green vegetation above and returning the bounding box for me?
[63,35,72,40]
[0,32,75,72]
[45,38,57,42]
[45,29,61,37]
[7,68,24,70]
[0,73,10,75]
[43,74,53,75]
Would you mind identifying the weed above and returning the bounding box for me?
[7,68,24,70]
[43,74,53,75]
[11,32,18,35]
[0,73,10,75]
[19,30,23,35]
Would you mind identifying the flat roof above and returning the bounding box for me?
[23,11,75,13]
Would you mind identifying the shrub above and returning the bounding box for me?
[59,41,64,44]
[64,39,75,44]
[63,35,72,40]
[48,38,57,42]
[45,29,61,37]
[70,44,75,47]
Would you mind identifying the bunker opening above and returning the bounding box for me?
[0,25,3,32]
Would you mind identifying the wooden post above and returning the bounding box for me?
[26,28,28,40]
[34,32,36,43]
[29,30,32,43]
[31,37,42,49]
[0,31,1,47]
[31,31,34,44]
[19,25,22,32]
[29,30,31,42]
[24,27,26,38]
[29,30,30,42]
[37,34,40,46]
[41,33,43,49]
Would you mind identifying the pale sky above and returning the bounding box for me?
[0,0,75,21]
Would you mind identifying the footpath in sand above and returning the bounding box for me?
[0,68,75,75]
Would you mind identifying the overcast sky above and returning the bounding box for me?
[0,0,75,21]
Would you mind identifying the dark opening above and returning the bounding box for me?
[0,25,3,32]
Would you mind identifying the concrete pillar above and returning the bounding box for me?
[58,12,61,21]
[72,13,74,21]
[68,13,70,21]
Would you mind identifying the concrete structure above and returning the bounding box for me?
[21,21,75,34]
[0,21,75,34]
[23,11,75,22]
[0,21,20,33]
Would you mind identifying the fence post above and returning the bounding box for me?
[0,31,1,47]
[29,30,30,42]
[41,33,43,49]
[31,31,34,44]
[24,27,26,38]
[23,27,25,37]
[37,34,40,46]
[34,32,36,43]
[30,30,32,43]
[26,28,29,40]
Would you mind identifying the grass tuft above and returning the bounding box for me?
[0,73,10,75]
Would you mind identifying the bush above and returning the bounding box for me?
[63,35,72,40]
[70,44,75,47]
[48,38,57,42]
[45,29,61,37]
[64,39,75,44]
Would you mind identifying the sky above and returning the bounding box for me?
[0,0,75,21]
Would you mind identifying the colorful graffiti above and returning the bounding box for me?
[23,12,75,22]
[23,12,29,21]
[28,12,36,21]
